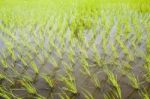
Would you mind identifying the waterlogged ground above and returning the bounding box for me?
[0,1,150,99]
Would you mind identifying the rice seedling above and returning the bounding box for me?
[30,61,39,74]
[60,73,77,94]
[20,79,37,94]
[26,52,34,62]
[0,73,5,80]
[36,94,46,99]
[68,47,75,64]
[82,88,94,99]
[144,58,150,83]
[110,42,119,59]
[59,91,70,99]
[101,34,108,54]
[22,74,33,82]
[79,46,89,59]
[80,57,91,77]
[91,74,101,89]
[116,36,129,55]
[26,44,39,56]
[0,92,10,99]
[0,86,21,99]
[92,44,101,67]
[105,70,122,99]
[50,57,59,70]
[127,73,140,89]
[7,48,16,62]
[17,54,28,66]
[1,58,9,69]
[121,61,132,73]
[55,46,63,59]
[0,24,16,40]
[0,73,14,85]
[63,62,74,74]
[41,74,54,88]
[0,87,12,99]
[104,91,116,99]
[127,54,134,62]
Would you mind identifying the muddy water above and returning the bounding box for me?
[0,16,149,99]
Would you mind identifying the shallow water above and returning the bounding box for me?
[0,14,149,99]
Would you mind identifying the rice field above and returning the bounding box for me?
[0,0,150,99]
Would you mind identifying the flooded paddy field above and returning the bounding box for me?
[0,0,150,99]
